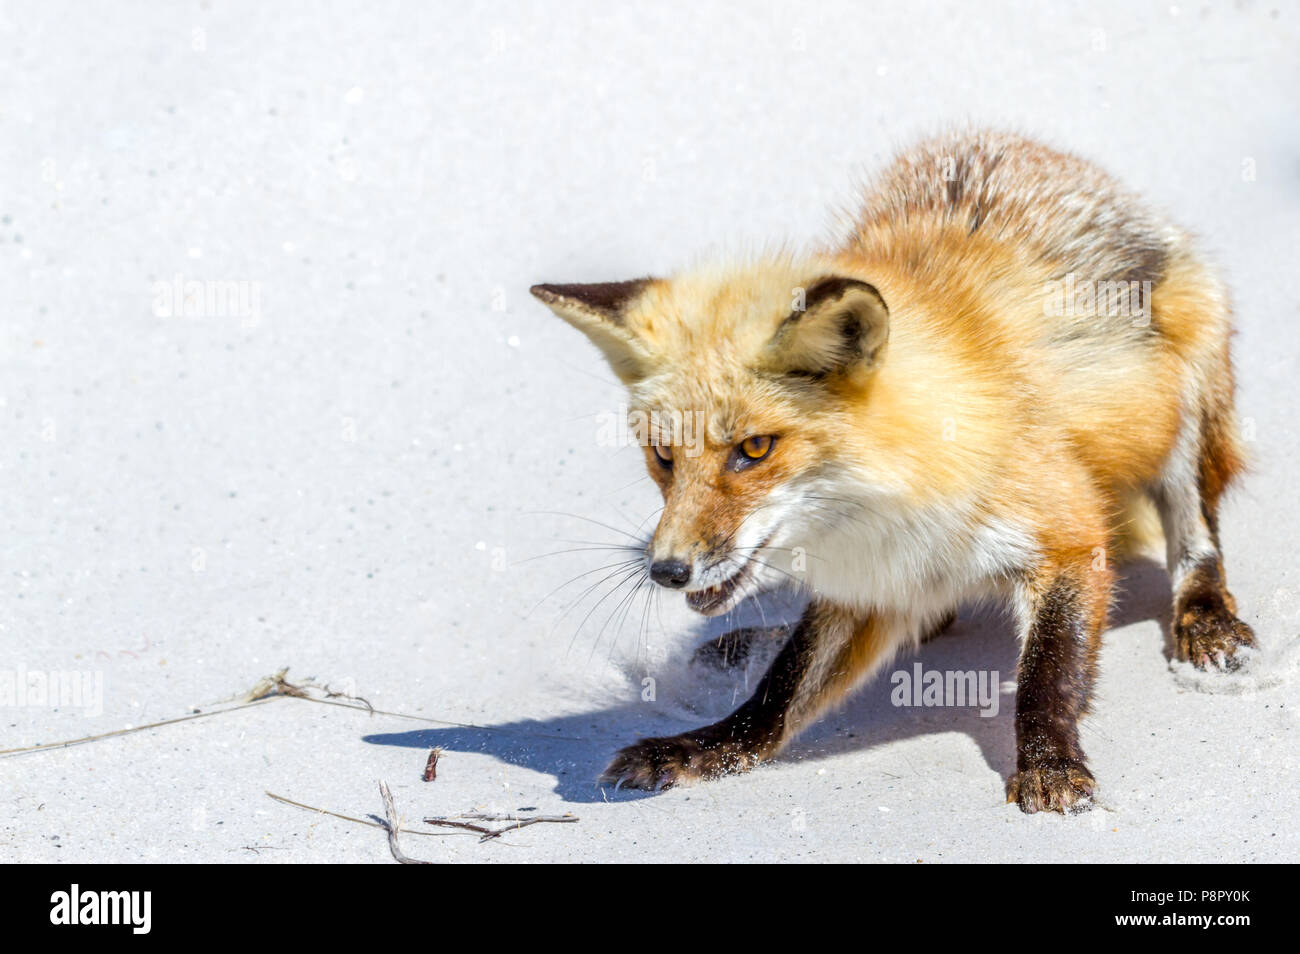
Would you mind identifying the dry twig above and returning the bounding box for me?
[379,781,431,864]
[265,790,451,838]
[424,810,578,842]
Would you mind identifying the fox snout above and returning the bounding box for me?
[645,523,706,590]
[647,558,692,588]
[645,502,724,592]
[645,511,774,616]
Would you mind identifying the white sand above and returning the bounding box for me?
[2,1,1297,863]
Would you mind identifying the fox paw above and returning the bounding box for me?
[1007,759,1095,814]
[1175,607,1256,671]
[599,732,756,792]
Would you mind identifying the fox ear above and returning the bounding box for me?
[530,279,655,383]
[763,277,889,380]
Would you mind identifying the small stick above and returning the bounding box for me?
[475,818,553,842]
[422,818,497,836]
[266,791,451,838]
[456,812,577,824]
[379,781,430,865]
[423,748,440,782]
[423,811,578,842]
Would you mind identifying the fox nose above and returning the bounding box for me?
[649,559,692,589]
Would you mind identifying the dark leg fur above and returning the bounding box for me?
[1006,575,1101,814]
[1156,400,1256,670]
[1173,554,1256,669]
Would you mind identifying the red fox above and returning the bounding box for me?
[531,129,1255,813]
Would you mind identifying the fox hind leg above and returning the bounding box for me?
[1152,404,1256,670]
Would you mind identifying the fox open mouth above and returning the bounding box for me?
[684,534,774,616]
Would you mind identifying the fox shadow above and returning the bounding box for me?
[363,558,1173,804]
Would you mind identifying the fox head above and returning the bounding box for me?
[531,259,892,615]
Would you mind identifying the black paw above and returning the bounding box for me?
[599,731,758,792]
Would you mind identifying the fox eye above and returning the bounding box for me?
[735,435,775,466]
[652,443,673,468]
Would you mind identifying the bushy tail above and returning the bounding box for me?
[1197,359,1249,520]
[1112,492,1165,561]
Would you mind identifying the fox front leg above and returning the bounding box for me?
[1006,569,1107,813]
[601,602,901,791]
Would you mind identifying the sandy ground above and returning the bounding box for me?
[2,1,1298,863]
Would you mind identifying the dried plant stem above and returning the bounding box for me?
[379,781,431,864]
[0,698,277,759]
[265,790,451,838]
[424,811,579,842]
[0,667,593,762]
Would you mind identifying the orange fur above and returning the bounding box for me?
[533,129,1255,805]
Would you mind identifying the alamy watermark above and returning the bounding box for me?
[1,667,104,717]
[1043,272,1152,326]
[151,274,262,327]
[596,403,707,457]
[50,885,151,934]
[890,663,999,717]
